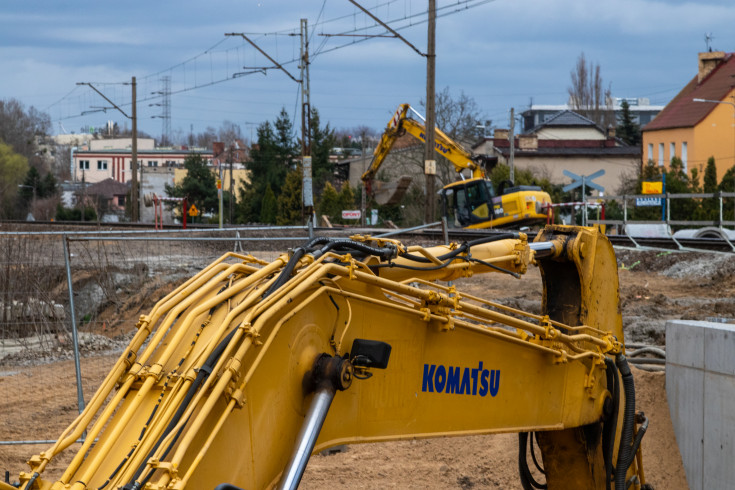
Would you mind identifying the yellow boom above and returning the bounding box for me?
[4,226,649,490]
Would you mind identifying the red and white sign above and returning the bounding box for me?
[341,210,361,220]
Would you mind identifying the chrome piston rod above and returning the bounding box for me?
[277,384,337,490]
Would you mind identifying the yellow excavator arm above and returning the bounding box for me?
[4,226,650,490]
[362,104,484,191]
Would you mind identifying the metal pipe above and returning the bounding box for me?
[63,234,85,416]
[278,383,336,490]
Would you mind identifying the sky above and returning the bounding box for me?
[2,0,735,144]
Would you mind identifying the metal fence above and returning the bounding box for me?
[0,226,312,451]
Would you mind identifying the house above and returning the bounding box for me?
[522,98,663,133]
[82,178,130,221]
[642,51,735,180]
[475,110,640,195]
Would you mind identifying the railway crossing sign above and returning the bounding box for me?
[562,169,605,193]
[562,169,605,226]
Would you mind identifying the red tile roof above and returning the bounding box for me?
[644,53,735,131]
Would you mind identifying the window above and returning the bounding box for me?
[670,142,676,160]
[658,143,664,167]
[97,160,108,170]
[79,160,89,170]
[647,143,653,162]
[682,142,688,173]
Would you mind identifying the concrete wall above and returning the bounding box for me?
[666,320,735,490]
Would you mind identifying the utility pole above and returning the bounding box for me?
[77,76,138,221]
[300,19,314,232]
[424,0,437,224]
[132,77,138,222]
[508,107,515,185]
[361,129,367,226]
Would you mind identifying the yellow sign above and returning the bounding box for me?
[188,204,199,217]
[642,181,662,194]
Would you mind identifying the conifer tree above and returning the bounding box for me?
[276,168,303,225]
[260,184,277,224]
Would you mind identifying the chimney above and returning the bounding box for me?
[698,51,726,83]
[493,128,509,140]
[518,134,538,151]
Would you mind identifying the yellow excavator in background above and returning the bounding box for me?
[2,225,651,490]
[362,104,553,229]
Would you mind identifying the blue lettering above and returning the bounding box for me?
[471,362,482,395]
[489,370,500,397]
[435,365,446,392]
[479,369,489,396]
[446,366,461,394]
[460,367,471,395]
[422,364,436,392]
[422,362,500,398]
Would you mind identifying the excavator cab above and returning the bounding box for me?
[441,177,498,228]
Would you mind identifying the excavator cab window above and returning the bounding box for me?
[442,179,495,228]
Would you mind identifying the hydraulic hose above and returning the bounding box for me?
[399,232,519,264]
[603,357,620,490]
[518,432,547,490]
[614,354,636,490]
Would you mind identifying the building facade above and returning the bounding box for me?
[642,51,735,181]
[476,110,640,195]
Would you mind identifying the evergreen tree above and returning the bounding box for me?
[718,165,735,222]
[317,182,340,223]
[616,100,641,146]
[665,157,697,219]
[701,156,718,222]
[276,168,303,225]
[260,184,277,224]
[165,153,218,215]
[236,109,297,223]
[308,108,337,194]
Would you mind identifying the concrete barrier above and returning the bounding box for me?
[666,320,735,490]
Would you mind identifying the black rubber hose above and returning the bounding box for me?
[614,355,636,490]
[603,357,620,490]
[124,328,238,490]
[399,232,518,264]
[518,432,547,489]
[312,239,397,261]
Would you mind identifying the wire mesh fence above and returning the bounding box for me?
[0,227,307,452]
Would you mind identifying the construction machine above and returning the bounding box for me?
[2,225,650,490]
[362,104,553,229]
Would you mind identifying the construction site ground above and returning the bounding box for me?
[3,244,734,489]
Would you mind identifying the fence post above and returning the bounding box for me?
[63,234,86,415]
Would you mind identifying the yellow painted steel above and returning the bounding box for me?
[10,226,647,490]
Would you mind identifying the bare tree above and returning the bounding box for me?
[567,53,614,129]
[421,87,486,146]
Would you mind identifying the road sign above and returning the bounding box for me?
[562,169,605,193]
[642,181,662,194]
[561,169,605,226]
[636,197,662,207]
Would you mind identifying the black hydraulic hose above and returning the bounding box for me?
[312,238,397,261]
[603,357,620,490]
[518,432,547,489]
[399,232,519,264]
[614,354,636,490]
[628,413,649,466]
[124,328,238,490]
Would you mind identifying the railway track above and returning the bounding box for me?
[3,220,735,253]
